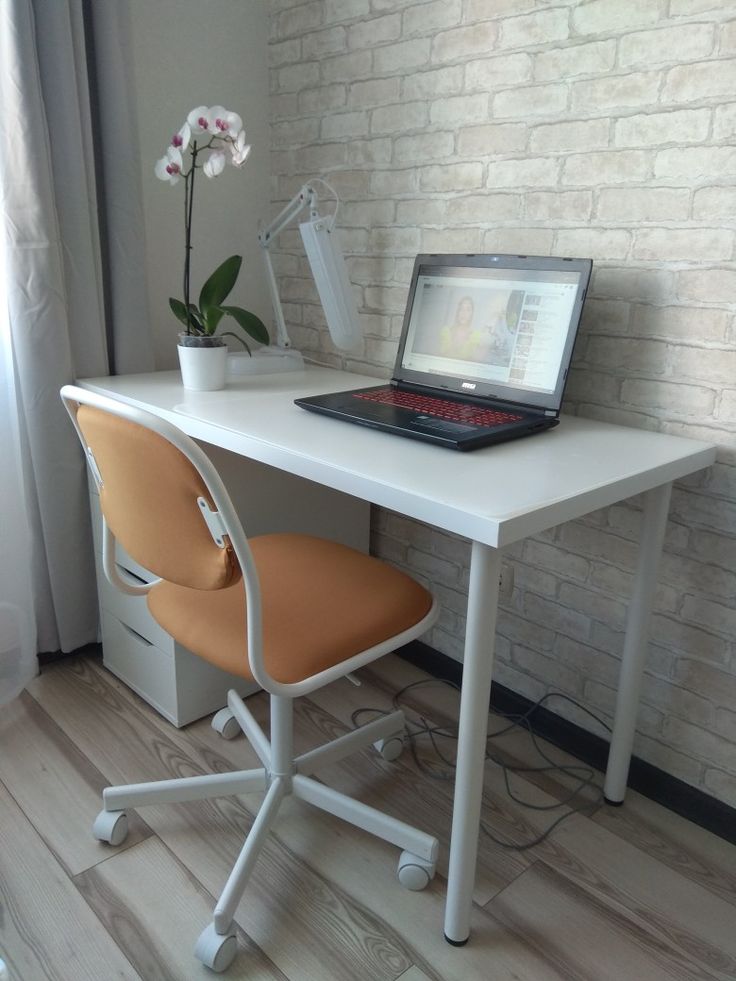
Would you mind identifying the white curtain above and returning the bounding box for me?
[0,0,154,672]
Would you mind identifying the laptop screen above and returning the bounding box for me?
[394,255,592,412]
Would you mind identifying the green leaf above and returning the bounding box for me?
[199,255,242,314]
[169,297,190,328]
[201,305,225,335]
[219,330,251,354]
[169,298,205,333]
[219,305,270,346]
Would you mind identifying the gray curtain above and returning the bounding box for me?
[0,0,154,654]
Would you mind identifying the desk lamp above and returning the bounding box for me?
[229,181,361,374]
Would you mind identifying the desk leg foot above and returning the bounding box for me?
[603,796,624,807]
[444,934,469,947]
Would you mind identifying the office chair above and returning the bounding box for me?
[61,385,440,973]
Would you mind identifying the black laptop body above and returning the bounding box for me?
[296,253,592,451]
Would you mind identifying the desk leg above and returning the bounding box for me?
[444,541,501,945]
[603,482,672,804]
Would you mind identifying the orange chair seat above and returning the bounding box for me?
[147,533,433,685]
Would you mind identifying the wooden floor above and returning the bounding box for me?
[1,653,735,981]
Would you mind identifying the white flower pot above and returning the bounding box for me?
[177,340,228,391]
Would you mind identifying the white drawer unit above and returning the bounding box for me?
[88,441,370,727]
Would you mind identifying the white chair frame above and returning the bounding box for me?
[61,385,440,974]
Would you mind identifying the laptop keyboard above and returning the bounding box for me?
[354,389,524,428]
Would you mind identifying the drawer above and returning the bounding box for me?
[101,609,178,724]
[96,563,174,653]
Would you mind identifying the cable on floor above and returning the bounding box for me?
[351,679,612,852]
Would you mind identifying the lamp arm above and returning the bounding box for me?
[258,185,319,351]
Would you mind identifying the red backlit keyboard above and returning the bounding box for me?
[354,389,524,428]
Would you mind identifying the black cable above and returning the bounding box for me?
[351,678,612,852]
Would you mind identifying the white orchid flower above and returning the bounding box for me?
[187,105,211,136]
[171,122,191,153]
[203,150,226,178]
[154,145,183,185]
[211,106,243,139]
[230,130,251,167]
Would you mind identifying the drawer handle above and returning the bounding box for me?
[115,563,147,586]
[119,621,154,648]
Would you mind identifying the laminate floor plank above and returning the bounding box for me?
[0,781,141,981]
[0,691,151,876]
[503,813,736,981]
[74,836,287,981]
[9,651,736,981]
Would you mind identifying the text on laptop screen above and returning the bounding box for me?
[400,265,582,396]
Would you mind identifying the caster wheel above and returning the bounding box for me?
[194,922,238,973]
[374,734,404,762]
[212,708,240,740]
[92,809,128,846]
[397,850,436,891]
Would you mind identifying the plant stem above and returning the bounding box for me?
[183,140,197,333]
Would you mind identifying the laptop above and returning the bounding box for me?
[296,253,593,451]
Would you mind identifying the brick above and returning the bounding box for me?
[671,485,736,534]
[302,25,346,59]
[481,227,555,254]
[449,193,521,224]
[465,53,532,90]
[572,0,659,35]
[324,0,369,21]
[373,38,431,74]
[523,539,590,580]
[348,77,401,109]
[322,49,372,83]
[580,298,631,335]
[630,305,729,344]
[299,142,347,171]
[299,84,347,114]
[633,227,734,262]
[719,390,736,424]
[652,615,728,664]
[553,636,620,688]
[402,65,464,100]
[269,38,301,67]
[276,61,320,92]
[403,0,462,36]
[321,110,367,141]
[585,336,667,373]
[620,378,715,416]
[571,72,660,113]
[592,267,675,303]
[367,226,422,255]
[703,769,736,809]
[530,119,609,154]
[597,187,690,222]
[534,39,615,81]
[555,228,631,260]
[663,58,736,103]
[393,131,454,163]
[722,20,736,55]
[693,186,736,223]
[347,13,401,49]
[561,150,649,185]
[457,122,527,157]
[493,83,568,118]
[654,146,736,180]
[270,93,299,119]
[465,0,539,19]
[364,284,411,313]
[619,24,715,67]
[559,582,627,629]
[498,9,569,49]
[346,138,392,166]
[663,717,735,770]
[512,645,582,695]
[660,550,736,602]
[272,117,320,147]
[340,199,395,227]
[614,109,710,148]
[677,267,736,304]
[418,162,486,193]
[430,94,488,127]
[371,102,427,135]
[523,593,591,642]
[431,22,498,63]
[497,609,556,652]
[422,227,482,253]
[370,169,417,195]
[586,680,663,734]
[275,1,322,39]
[633,733,703,787]
[714,102,736,139]
[486,156,559,187]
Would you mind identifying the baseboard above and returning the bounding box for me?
[398,640,736,847]
[38,642,102,668]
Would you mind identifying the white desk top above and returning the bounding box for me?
[79,367,717,549]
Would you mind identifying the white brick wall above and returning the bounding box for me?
[268,0,736,807]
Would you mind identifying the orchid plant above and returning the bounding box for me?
[155,105,269,351]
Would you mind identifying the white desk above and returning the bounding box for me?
[79,366,717,945]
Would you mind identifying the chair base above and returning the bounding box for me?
[93,689,439,974]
